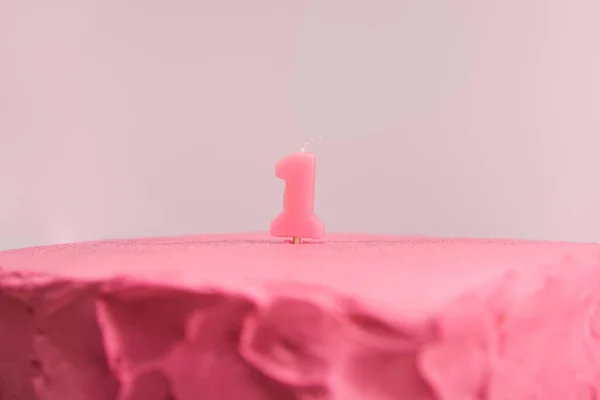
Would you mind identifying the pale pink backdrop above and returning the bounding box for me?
[1,1,599,249]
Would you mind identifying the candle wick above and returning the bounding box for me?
[301,136,323,152]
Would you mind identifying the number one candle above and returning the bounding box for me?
[270,138,325,244]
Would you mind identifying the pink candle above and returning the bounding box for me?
[270,142,325,243]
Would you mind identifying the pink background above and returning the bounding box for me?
[1,0,599,249]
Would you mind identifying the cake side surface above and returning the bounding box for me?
[1,234,599,399]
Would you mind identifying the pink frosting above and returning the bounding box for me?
[1,233,599,399]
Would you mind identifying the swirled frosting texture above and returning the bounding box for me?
[1,234,599,399]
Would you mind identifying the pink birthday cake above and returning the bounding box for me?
[1,233,600,399]
[2,148,600,399]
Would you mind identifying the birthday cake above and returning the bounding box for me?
[1,233,600,399]
[2,148,599,399]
